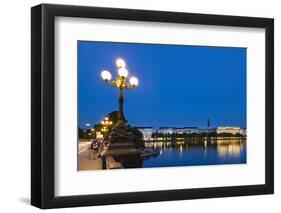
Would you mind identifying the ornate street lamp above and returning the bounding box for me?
[100,116,113,134]
[101,58,138,128]
[100,59,141,166]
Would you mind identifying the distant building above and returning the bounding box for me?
[216,126,241,134]
[197,128,216,134]
[157,126,245,136]
[137,127,153,140]
[157,127,174,134]
[158,127,218,134]
[239,128,247,136]
[174,127,199,134]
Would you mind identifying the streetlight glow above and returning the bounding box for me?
[118,67,128,78]
[116,58,126,68]
[129,77,138,86]
[100,116,113,134]
[101,70,112,81]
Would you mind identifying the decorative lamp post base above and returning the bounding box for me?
[101,119,142,168]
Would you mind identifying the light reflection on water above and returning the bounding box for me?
[143,139,246,168]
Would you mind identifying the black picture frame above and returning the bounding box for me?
[31,3,274,209]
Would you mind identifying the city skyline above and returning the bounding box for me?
[78,41,246,129]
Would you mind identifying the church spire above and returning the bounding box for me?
[207,118,210,127]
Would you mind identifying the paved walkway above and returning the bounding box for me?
[78,149,103,170]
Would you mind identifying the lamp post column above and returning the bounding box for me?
[118,88,125,122]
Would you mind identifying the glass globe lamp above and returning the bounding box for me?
[129,77,138,86]
[101,70,112,81]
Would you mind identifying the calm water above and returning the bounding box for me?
[143,139,246,168]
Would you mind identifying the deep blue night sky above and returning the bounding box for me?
[78,41,246,129]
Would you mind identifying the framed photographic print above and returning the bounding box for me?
[31,3,274,209]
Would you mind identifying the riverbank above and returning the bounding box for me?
[145,137,246,143]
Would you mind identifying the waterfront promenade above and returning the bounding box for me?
[78,143,103,170]
[78,142,124,170]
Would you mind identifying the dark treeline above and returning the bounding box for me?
[78,111,145,148]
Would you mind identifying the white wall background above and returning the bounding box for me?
[0,0,279,212]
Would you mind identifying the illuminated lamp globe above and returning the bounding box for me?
[101,70,112,81]
[116,58,126,68]
[129,77,138,86]
[118,67,128,78]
